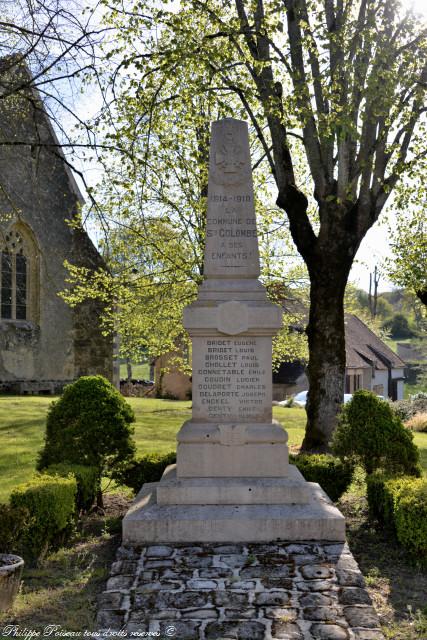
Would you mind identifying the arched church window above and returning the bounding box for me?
[0,226,38,322]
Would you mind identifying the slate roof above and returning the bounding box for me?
[345,314,406,370]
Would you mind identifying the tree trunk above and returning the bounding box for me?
[301,265,349,452]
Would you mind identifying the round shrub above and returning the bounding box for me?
[112,451,176,493]
[289,453,354,502]
[37,376,136,488]
[331,390,421,476]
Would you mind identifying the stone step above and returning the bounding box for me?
[123,482,346,544]
[156,464,311,505]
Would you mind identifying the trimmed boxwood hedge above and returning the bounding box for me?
[43,463,99,512]
[112,452,177,493]
[114,451,353,504]
[289,453,354,502]
[10,474,77,561]
[367,472,427,560]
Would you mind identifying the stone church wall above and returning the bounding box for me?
[0,57,113,392]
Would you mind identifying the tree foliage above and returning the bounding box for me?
[84,0,427,448]
[387,208,427,308]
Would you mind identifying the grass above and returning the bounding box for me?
[119,362,150,380]
[0,397,309,502]
[0,397,426,637]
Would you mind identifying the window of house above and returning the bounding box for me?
[0,228,34,321]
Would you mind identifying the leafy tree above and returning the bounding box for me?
[92,0,427,450]
[383,312,414,339]
[387,209,427,308]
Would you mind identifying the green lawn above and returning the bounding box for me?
[119,362,150,380]
[0,396,426,503]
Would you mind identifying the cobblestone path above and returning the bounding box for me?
[97,541,384,639]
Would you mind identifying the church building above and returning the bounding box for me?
[0,56,114,393]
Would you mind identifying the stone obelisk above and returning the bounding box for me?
[123,118,345,543]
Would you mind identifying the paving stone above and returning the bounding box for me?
[97,591,123,610]
[181,608,219,619]
[96,609,124,629]
[224,579,257,590]
[283,544,315,554]
[323,543,350,557]
[144,559,175,569]
[140,570,158,581]
[205,621,265,639]
[352,629,384,639]
[135,581,178,592]
[303,606,340,622]
[213,545,244,554]
[310,623,349,639]
[125,621,149,633]
[161,568,194,580]
[261,577,294,590]
[264,607,298,620]
[187,579,218,590]
[223,608,257,620]
[136,590,208,610]
[299,593,335,607]
[336,569,365,587]
[215,591,249,607]
[145,545,174,557]
[105,575,134,591]
[175,546,204,555]
[199,567,233,579]
[293,554,320,565]
[240,564,291,579]
[300,564,334,580]
[178,555,213,568]
[157,620,201,638]
[125,611,149,635]
[255,591,291,606]
[247,544,282,554]
[220,554,252,567]
[296,579,335,592]
[343,606,380,628]
[271,621,304,639]
[339,587,372,605]
[97,542,382,640]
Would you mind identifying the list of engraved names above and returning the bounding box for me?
[192,337,271,422]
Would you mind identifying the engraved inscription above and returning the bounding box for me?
[192,337,272,423]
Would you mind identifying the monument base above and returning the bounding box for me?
[122,464,346,544]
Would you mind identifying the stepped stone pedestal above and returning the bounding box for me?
[123,118,345,543]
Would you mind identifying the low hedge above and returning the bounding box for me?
[367,472,427,560]
[0,503,31,554]
[113,452,176,493]
[289,453,354,502]
[44,463,99,512]
[10,474,77,561]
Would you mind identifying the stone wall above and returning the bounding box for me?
[0,58,113,391]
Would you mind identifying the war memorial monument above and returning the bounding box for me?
[123,118,345,543]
